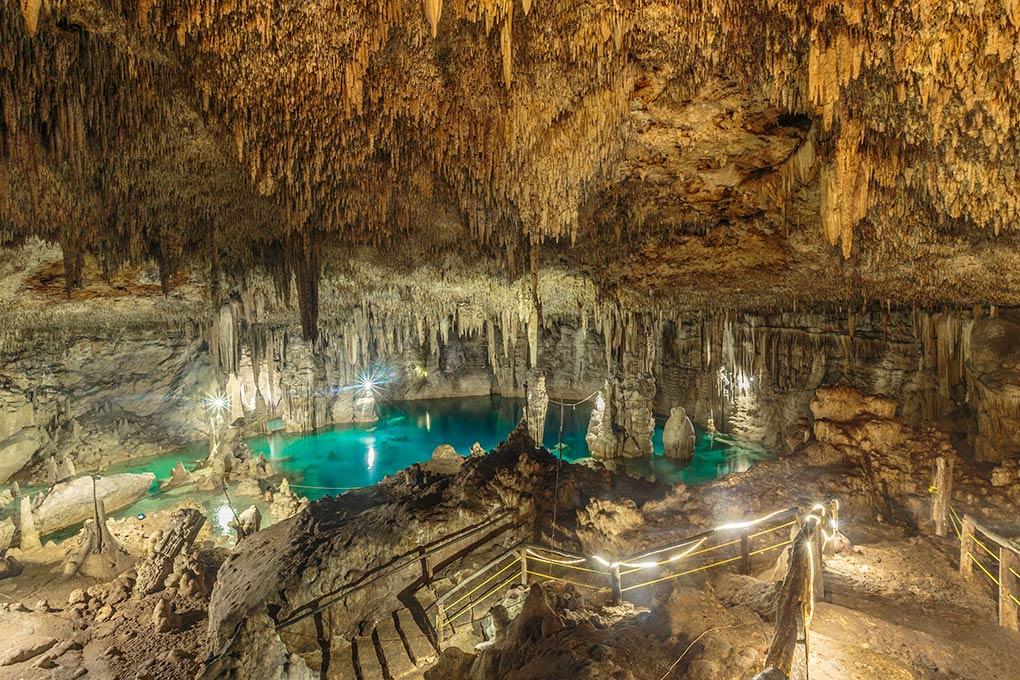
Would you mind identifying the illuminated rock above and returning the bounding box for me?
[663,406,696,462]
[525,373,549,445]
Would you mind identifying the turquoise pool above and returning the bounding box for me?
[240,395,772,500]
[31,396,773,539]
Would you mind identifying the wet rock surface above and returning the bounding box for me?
[31,473,155,536]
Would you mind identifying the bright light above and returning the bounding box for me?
[737,374,752,392]
[354,367,391,398]
[714,507,789,533]
[203,391,231,415]
[412,364,428,379]
[366,439,376,469]
[215,504,235,534]
[594,395,605,411]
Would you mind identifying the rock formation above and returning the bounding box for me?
[268,479,308,522]
[525,373,550,444]
[134,508,206,597]
[31,473,155,536]
[967,312,1020,462]
[63,498,133,579]
[663,405,696,461]
[586,374,656,459]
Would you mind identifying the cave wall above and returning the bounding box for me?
[212,304,981,457]
[4,301,1017,483]
[0,331,216,483]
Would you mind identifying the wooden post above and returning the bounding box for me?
[519,548,529,586]
[960,516,976,581]
[610,564,622,605]
[931,456,953,537]
[808,515,825,601]
[740,532,751,575]
[1000,548,1020,632]
[419,545,432,585]
[435,604,445,651]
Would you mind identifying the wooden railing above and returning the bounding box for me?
[433,503,829,651]
[275,506,521,631]
[952,507,1020,632]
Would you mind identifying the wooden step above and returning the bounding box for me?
[325,639,358,680]
[375,614,420,679]
[354,627,389,680]
[394,608,438,667]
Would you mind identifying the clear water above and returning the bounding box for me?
[240,396,773,500]
[15,396,773,540]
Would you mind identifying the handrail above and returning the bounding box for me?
[276,506,516,631]
[950,505,1020,628]
[434,503,820,651]
[616,506,799,567]
[435,541,526,610]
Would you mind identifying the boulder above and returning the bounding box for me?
[33,473,155,536]
[0,637,57,666]
[663,406,696,461]
[231,505,262,540]
[0,426,43,483]
[428,444,463,475]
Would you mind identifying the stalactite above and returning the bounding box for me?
[288,234,321,343]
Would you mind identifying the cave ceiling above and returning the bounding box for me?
[1,0,1019,338]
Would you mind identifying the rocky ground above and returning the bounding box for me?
[0,388,1017,679]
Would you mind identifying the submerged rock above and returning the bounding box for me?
[32,473,155,536]
[663,406,696,461]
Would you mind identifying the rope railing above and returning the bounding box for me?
[434,503,827,651]
[948,504,1020,630]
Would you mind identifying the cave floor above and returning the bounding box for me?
[0,512,1017,679]
[805,531,1018,680]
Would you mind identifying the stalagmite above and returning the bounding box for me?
[525,373,549,444]
[662,406,695,462]
[586,374,655,459]
[63,498,132,579]
[19,495,41,551]
[134,508,206,597]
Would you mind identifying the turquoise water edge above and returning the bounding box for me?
[113,395,772,503]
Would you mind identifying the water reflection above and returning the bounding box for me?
[242,396,773,499]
